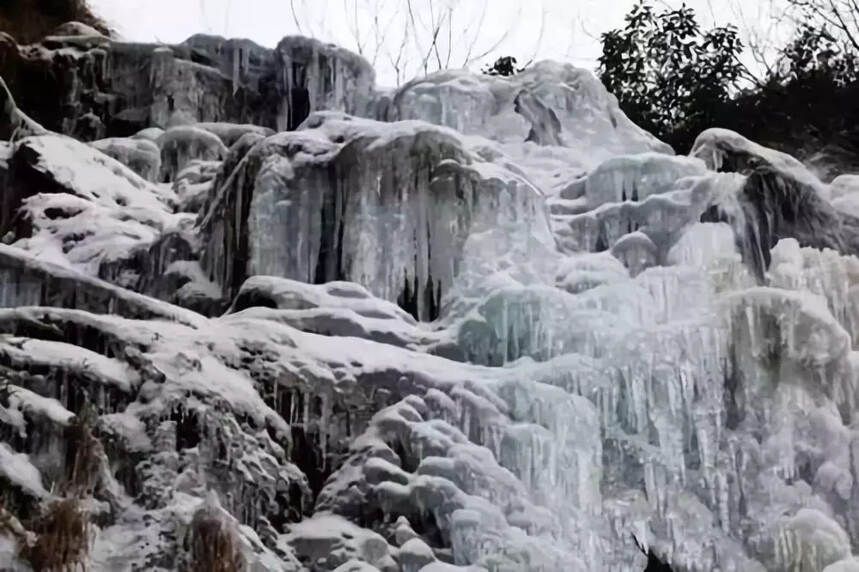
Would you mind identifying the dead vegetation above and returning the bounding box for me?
[9,406,103,571]
[23,498,91,572]
[62,405,103,497]
[184,495,247,572]
[0,503,33,554]
[0,0,110,44]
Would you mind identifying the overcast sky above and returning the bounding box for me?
[89,0,787,86]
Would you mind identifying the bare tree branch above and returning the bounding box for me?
[826,0,859,50]
[445,5,454,69]
[520,1,547,69]
[461,0,489,68]
[289,0,305,35]
[463,3,522,66]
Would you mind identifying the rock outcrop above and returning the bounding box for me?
[0,31,377,142]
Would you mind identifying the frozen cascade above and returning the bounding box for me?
[584,153,706,208]
[274,37,376,132]
[3,28,859,572]
[200,111,552,320]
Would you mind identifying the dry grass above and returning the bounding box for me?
[18,407,102,570]
[62,406,103,497]
[23,498,91,572]
[0,503,32,550]
[0,0,110,44]
[185,500,246,572]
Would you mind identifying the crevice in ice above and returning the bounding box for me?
[232,289,278,312]
[290,424,327,499]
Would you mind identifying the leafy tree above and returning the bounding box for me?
[733,19,859,177]
[598,1,744,151]
[784,0,859,54]
[779,23,858,85]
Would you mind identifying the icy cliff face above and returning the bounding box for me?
[2,24,859,572]
[379,61,673,196]
[200,111,551,320]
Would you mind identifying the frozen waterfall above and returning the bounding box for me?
[0,25,858,572]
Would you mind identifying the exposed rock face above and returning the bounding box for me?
[0,74,46,140]
[689,130,859,278]
[0,33,268,138]
[0,31,376,142]
[3,27,859,572]
[184,34,276,94]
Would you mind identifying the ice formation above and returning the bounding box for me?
[0,23,859,572]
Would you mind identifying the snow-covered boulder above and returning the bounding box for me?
[691,127,824,191]
[157,125,228,182]
[4,135,178,280]
[195,122,274,147]
[227,276,433,349]
[49,21,107,38]
[89,137,161,181]
[584,152,706,208]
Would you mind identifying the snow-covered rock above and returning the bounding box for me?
[691,127,824,191]
[90,136,162,181]
[157,125,228,182]
[4,134,178,279]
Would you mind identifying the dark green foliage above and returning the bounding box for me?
[729,17,859,177]
[779,23,858,84]
[598,1,744,151]
[599,0,859,174]
[0,0,110,44]
[483,56,522,77]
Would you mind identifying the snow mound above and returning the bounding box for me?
[381,62,672,167]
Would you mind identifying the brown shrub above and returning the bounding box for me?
[0,0,110,44]
[0,503,32,550]
[5,405,103,571]
[62,406,103,497]
[24,498,91,572]
[185,496,246,572]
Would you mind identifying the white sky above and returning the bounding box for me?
[89,0,788,86]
